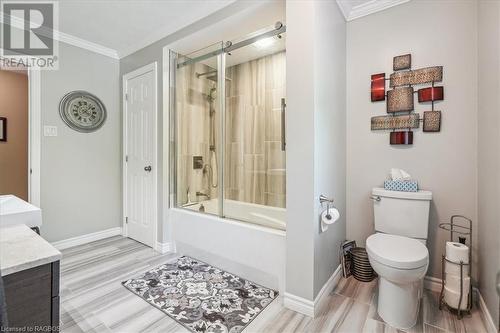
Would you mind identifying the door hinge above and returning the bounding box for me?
[125,155,128,162]
[125,216,128,224]
[125,93,128,101]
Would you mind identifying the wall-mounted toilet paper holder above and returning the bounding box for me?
[319,194,335,219]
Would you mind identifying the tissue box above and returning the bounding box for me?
[384,180,418,192]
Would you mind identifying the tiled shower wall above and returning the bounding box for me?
[176,61,218,205]
[225,51,286,208]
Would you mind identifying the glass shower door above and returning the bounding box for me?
[223,34,287,230]
[171,42,224,217]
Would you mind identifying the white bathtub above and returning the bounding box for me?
[182,198,286,231]
[0,195,42,228]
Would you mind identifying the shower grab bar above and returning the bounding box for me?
[281,98,286,151]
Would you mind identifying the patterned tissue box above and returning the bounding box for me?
[384,180,418,192]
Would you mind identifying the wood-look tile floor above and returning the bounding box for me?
[60,236,489,333]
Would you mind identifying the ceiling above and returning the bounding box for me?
[12,0,409,59]
[336,0,410,21]
[57,0,236,58]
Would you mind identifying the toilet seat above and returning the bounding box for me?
[366,233,428,270]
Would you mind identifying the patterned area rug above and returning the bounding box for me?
[122,256,278,333]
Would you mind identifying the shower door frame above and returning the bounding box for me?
[168,45,226,217]
[168,22,287,225]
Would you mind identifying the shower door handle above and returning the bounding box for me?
[281,98,286,151]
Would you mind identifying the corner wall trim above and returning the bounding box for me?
[51,227,123,250]
[284,264,342,318]
[155,241,176,254]
[424,275,497,332]
[477,289,498,333]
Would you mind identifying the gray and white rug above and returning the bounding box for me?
[122,256,278,333]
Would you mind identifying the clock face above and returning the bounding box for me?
[59,91,106,132]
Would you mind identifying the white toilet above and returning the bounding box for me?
[366,188,433,329]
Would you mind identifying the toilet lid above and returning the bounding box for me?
[366,233,428,269]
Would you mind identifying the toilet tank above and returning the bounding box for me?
[372,188,432,240]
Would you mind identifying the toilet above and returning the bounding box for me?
[366,188,433,329]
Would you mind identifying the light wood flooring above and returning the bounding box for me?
[60,236,489,333]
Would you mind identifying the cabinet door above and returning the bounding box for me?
[4,264,52,328]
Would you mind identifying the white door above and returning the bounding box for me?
[123,63,157,248]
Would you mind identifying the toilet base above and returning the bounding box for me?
[377,277,422,329]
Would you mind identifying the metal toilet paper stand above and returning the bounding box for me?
[438,215,473,319]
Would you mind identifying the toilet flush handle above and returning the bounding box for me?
[370,195,381,202]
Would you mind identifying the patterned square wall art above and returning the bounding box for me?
[393,54,411,71]
[418,86,444,103]
[371,73,386,102]
[387,87,414,113]
[390,66,443,87]
[423,111,441,132]
[371,114,420,130]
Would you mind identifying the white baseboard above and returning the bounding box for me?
[313,264,343,316]
[155,241,176,254]
[284,264,342,318]
[477,289,498,333]
[51,227,123,250]
[424,275,442,292]
[283,292,315,317]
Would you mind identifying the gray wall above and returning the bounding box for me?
[285,0,316,301]
[286,0,346,301]
[312,0,346,297]
[40,42,120,242]
[346,0,478,280]
[478,0,500,328]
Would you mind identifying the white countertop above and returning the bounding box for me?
[0,224,61,276]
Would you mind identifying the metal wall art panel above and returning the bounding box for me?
[423,111,441,132]
[371,73,386,102]
[418,86,444,103]
[387,87,414,113]
[393,54,411,71]
[389,66,443,87]
[371,114,420,130]
[390,131,413,145]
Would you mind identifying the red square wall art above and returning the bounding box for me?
[418,86,444,103]
[371,73,385,102]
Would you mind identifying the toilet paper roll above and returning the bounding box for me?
[445,274,471,295]
[320,208,340,232]
[445,261,470,277]
[446,242,469,264]
[444,286,469,310]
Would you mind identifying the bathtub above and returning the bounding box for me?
[182,198,286,231]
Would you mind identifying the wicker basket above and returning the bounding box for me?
[349,247,376,282]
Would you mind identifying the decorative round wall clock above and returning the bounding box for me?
[59,91,106,132]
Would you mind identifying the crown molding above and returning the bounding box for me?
[0,13,119,59]
[336,0,410,22]
[57,31,119,59]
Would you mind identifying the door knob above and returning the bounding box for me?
[144,166,152,172]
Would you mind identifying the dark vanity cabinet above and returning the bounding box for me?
[3,261,60,330]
